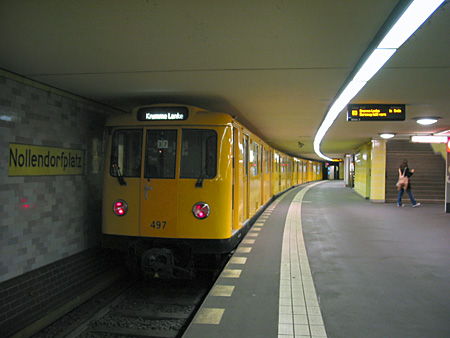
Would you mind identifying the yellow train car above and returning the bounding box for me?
[102,104,322,278]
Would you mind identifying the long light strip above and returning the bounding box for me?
[352,48,397,82]
[378,0,446,49]
[314,0,445,161]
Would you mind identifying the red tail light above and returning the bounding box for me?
[113,200,128,216]
[192,202,210,219]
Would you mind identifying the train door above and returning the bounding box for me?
[260,145,264,203]
[140,129,178,238]
[267,148,272,198]
[294,160,299,185]
[274,152,281,194]
[243,134,249,220]
[303,162,307,182]
[263,147,271,203]
[233,126,244,229]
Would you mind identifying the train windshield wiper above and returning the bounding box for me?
[112,163,127,186]
[195,175,204,188]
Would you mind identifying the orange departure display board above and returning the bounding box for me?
[347,104,405,121]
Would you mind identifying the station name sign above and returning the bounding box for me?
[9,143,84,176]
[137,107,189,121]
[347,104,405,121]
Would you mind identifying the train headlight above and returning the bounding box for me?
[113,200,128,216]
[192,202,210,219]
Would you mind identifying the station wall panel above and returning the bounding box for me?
[354,143,371,199]
[0,71,116,283]
[370,140,387,203]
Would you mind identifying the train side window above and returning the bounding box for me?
[265,149,269,174]
[274,153,279,173]
[252,142,259,176]
[110,129,143,177]
[145,130,177,179]
[180,129,217,179]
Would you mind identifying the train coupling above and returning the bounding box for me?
[141,247,195,279]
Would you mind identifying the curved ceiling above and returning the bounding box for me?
[1,0,449,160]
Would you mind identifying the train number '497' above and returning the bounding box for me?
[150,221,166,229]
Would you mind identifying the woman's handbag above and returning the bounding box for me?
[396,168,408,190]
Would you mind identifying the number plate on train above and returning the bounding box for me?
[150,221,166,229]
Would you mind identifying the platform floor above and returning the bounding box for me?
[183,181,450,338]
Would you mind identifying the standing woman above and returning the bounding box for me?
[397,159,421,207]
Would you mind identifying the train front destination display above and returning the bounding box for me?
[137,106,189,121]
[347,104,406,121]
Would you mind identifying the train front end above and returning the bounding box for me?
[102,105,234,278]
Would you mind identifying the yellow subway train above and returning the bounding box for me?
[102,104,323,278]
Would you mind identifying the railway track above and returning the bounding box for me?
[33,275,214,338]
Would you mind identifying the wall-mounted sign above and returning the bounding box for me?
[347,104,405,121]
[137,107,189,121]
[9,143,84,176]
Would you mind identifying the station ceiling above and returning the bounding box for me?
[1,1,449,161]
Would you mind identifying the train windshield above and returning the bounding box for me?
[180,129,217,179]
[144,130,177,179]
[110,128,216,180]
[110,129,143,177]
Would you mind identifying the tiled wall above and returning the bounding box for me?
[0,248,122,337]
[370,140,386,203]
[0,71,116,283]
[354,140,388,202]
[354,143,371,199]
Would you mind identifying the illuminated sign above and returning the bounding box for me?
[137,107,189,121]
[9,143,84,176]
[347,104,405,121]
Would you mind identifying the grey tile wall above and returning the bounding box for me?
[0,72,116,282]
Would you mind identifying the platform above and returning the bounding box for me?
[183,180,450,338]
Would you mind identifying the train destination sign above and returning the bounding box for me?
[137,107,189,121]
[347,104,405,121]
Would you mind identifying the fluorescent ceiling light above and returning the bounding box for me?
[411,135,448,143]
[313,0,445,160]
[379,133,395,139]
[416,117,439,125]
[416,118,438,125]
[314,80,367,161]
[353,49,396,82]
[434,129,450,136]
[378,0,446,48]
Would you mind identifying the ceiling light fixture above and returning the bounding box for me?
[313,0,445,161]
[379,133,395,139]
[411,135,448,143]
[434,129,450,136]
[415,117,440,125]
